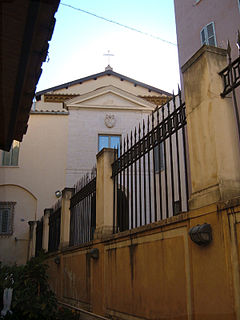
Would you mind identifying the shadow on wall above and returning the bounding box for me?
[0,184,37,265]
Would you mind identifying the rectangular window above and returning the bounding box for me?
[154,143,165,172]
[98,135,121,151]
[0,202,15,235]
[238,0,240,12]
[2,140,20,166]
[200,22,217,47]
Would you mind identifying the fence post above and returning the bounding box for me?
[95,148,115,238]
[28,221,37,259]
[182,45,240,209]
[60,187,74,249]
[42,208,52,252]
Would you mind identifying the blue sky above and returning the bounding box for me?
[37,0,179,93]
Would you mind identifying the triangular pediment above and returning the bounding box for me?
[64,85,155,111]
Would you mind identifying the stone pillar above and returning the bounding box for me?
[95,148,116,239]
[28,221,37,259]
[42,208,52,252]
[60,187,74,249]
[182,45,240,209]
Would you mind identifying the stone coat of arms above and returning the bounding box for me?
[104,114,116,128]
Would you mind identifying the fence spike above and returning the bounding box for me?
[151,111,154,129]
[172,90,175,109]
[167,100,170,115]
[116,143,118,155]
[237,30,240,55]
[147,116,150,132]
[143,119,145,135]
[138,123,141,139]
[157,108,159,124]
[134,127,137,143]
[119,140,122,156]
[124,137,126,153]
[127,134,129,149]
[178,85,182,105]
[161,101,165,122]
[130,131,133,146]
[227,40,231,62]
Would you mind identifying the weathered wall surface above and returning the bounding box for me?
[0,184,36,265]
[47,203,240,320]
[65,93,154,187]
[0,114,68,218]
[174,0,239,69]
[0,113,68,264]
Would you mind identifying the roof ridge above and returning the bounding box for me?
[36,70,171,96]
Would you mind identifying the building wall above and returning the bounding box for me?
[0,72,165,265]
[66,107,151,187]
[0,184,36,265]
[36,73,168,111]
[0,113,68,264]
[174,0,240,70]
[47,203,240,320]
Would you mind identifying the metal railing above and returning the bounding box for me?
[69,168,96,246]
[112,90,189,233]
[219,33,240,142]
[35,218,43,256]
[219,34,240,97]
[48,200,61,252]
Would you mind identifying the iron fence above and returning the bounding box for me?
[69,168,96,246]
[35,218,43,256]
[219,33,240,142]
[112,90,189,233]
[48,200,61,252]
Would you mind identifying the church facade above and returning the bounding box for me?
[0,67,170,264]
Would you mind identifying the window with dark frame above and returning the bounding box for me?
[2,141,20,166]
[0,202,15,235]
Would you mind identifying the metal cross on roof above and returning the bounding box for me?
[103,50,114,66]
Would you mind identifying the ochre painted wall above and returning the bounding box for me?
[47,203,240,320]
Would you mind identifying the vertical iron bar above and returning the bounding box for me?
[176,87,182,211]
[168,97,175,216]
[126,135,130,230]
[130,131,134,229]
[147,116,152,223]
[152,112,157,222]
[113,149,117,233]
[134,127,138,227]
[143,120,147,225]
[227,41,240,144]
[162,105,169,218]
[182,108,189,211]
[157,109,163,221]
[119,141,122,231]
[88,194,90,241]
[83,197,85,243]
[138,124,142,226]
[123,138,126,230]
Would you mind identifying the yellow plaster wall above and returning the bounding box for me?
[0,113,68,219]
[47,204,240,320]
[0,113,68,265]
[0,184,36,265]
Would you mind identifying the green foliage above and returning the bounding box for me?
[0,253,78,320]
